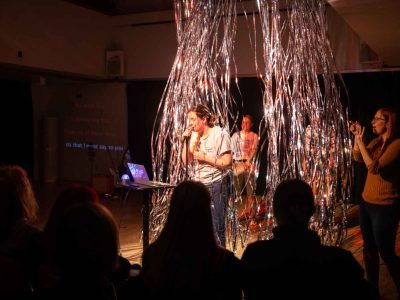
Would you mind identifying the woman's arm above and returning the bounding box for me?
[349,121,361,152]
[354,126,374,167]
[354,127,400,173]
[194,150,232,169]
[181,128,197,164]
[350,121,364,162]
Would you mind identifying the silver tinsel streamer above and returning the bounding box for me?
[150,0,351,249]
[150,0,238,243]
[256,0,352,245]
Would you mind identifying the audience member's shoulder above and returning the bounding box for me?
[321,246,378,298]
[241,240,272,265]
[217,247,239,263]
[322,245,356,260]
[320,245,364,273]
[214,248,240,275]
[243,240,270,254]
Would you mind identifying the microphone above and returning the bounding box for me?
[182,126,193,140]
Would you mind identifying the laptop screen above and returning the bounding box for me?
[127,163,149,182]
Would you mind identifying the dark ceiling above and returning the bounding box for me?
[64,0,256,16]
[64,0,174,15]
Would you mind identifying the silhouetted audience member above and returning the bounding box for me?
[41,184,100,260]
[0,165,41,299]
[37,185,130,292]
[139,180,241,299]
[35,202,121,300]
[241,179,377,300]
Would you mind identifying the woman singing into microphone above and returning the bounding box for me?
[182,104,232,247]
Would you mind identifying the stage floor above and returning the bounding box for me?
[34,181,399,299]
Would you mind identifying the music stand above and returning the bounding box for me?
[118,183,175,250]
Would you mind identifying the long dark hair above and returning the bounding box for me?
[142,180,219,287]
[371,107,399,160]
[189,104,216,127]
[380,107,399,140]
[0,165,38,240]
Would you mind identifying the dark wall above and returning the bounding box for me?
[343,71,400,125]
[0,80,33,176]
[230,77,265,130]
[127,80,167,179]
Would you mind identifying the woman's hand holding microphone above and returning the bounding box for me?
[182,125,193,140]
[349,120,364,149]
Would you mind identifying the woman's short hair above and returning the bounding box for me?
[189,104,216,127]
[243,114,254,125]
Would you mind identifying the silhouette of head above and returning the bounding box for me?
[160,180,217,250]
[0,165,38,239]
[273,179,315,227]
[46,184,99,228]
[241,115,254,132]
[373,107,399,140]
[54,202,119,277]
[142,180,220,289]
[44,184,99,242]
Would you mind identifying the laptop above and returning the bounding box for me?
[127,163,173,188]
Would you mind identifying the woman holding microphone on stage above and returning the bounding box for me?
[182,104,232,247]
